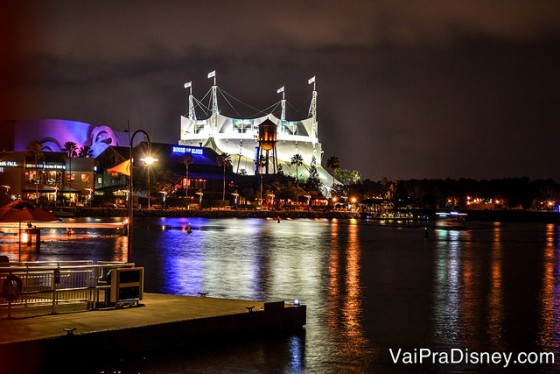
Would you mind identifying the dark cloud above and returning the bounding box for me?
[2,1,560,181]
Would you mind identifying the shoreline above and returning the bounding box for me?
[59,207,560,223]
[59,207,362,220]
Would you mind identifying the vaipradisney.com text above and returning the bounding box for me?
[389,348,555,368]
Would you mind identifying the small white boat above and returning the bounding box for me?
[435,211,467,230]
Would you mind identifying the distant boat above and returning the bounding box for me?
[51,209,74,218]
[435,211,467,230]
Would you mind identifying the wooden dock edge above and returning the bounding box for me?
[0,301,306,373]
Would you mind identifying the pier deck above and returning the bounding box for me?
[0,293,306,373]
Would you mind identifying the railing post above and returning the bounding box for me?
[51,267,60,314]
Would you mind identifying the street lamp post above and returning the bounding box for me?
[159,191,167,209]
[196,190,203,207]
[128,130,154,263]
[140,156,158,209]
[1,185,10,203]
[85,188,93,207]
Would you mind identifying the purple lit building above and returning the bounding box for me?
[0,119,129,205]
[0,119,229,207]
[1,119,129,158]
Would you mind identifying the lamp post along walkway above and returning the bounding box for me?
[128,130,156,263]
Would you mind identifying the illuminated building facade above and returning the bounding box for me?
[178,74,334,194]
[0,119,128,204]
[0,151,95,205]
[1,119,129,158]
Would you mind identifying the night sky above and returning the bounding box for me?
[2,1,559,181]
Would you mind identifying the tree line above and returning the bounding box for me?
[349,177,560,210]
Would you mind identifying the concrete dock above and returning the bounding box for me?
[0,293,306,373]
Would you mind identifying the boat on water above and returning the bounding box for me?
[435,211,467,230]
[51,209,75,218]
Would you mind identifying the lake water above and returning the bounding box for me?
[4,217,560,373]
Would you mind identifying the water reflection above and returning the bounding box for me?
[343,219,365,339]
[5,217,560,372]
[0,219,128,263]
[488,222,504,347]
[539,223,560,352]
[434,229,462,346]
[324,218,371,370]
[139,217,371,371]
[433,225,509,351]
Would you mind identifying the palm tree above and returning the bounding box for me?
[26,141,44,201]
[290,153,304,182]
[78,145,93,158]
[182,153,194,196]
[216,152,232,201]
[62,141,78,204]
[326,156,340,189]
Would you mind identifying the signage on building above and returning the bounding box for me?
[24,163,64,170]
[172,146,203,155]
[0,161,19,167]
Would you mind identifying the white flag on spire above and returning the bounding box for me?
[184,82,192,88]
[277,86,285,94]
[208,71,216,78]
[308,76,316,84]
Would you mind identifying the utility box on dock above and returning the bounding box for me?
[109,267,144,305]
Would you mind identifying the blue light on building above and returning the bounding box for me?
[172,146,203,155]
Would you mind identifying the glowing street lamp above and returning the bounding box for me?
[303,194,312,208]
[48,186,59,208]
[159,190,167,209]
[195,190,204,206]
[85,188,93,207]
[231,191,239,207]
[1,185,10,200]
[267,193,275,208]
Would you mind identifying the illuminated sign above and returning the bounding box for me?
[0,161,18,167]
[172,146,203,155]
[24,163,64,170]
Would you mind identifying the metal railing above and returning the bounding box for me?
[0,261,134,318]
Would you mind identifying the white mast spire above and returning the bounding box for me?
[208,71,218,116]
[308,76,318,138]
[184,82,196,120]
[277,86,286,121]
[208,70,218,131]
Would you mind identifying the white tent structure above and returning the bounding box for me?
[178,74,334,190]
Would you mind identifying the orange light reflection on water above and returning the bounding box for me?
[539,223,560,351]
[488,222,504,347]
[326,218,369,360]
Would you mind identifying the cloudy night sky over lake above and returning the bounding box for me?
[2,1,559,181]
